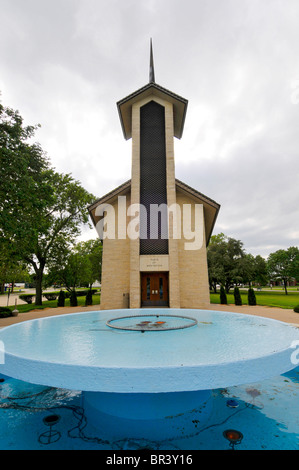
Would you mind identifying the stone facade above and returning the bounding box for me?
[88,78,220,311]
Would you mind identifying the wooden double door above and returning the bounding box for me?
[141,272,169,307]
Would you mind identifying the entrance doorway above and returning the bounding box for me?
[141,272,169,307]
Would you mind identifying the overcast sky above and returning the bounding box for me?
[1,0,299,258]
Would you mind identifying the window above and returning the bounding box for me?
[147,277,151,300]
[159,277,163,299]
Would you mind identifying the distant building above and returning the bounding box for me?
[88,42,220,309]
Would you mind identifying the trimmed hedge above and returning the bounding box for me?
[294,305,299,313]
[63,289,97,298]
[19,294,34,304]
[85,289,93,306]
[0,307,12,318]
[234,287,242,306]
[248,288,257,306]
[220,286,227,304]
[57,290,65,307]
[70,291,78,307]
[44,293,57,301]
[75,289,97,297]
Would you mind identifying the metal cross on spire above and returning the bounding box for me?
[149,38,155,83]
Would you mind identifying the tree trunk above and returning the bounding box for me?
[283,279,288,295]
[25,256,46,306]
[34,260,46,306]
[225,281,231,294]
[35,270,43,305]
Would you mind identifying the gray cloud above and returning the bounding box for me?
[1,0,298,257]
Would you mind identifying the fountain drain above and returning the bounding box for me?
[38,414,61,445]
[106,314,198,332]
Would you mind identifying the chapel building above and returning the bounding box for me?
[88,43,220,310]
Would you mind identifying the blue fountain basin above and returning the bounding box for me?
[0,309,298,393]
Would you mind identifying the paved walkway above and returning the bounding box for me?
[0,292,30,307]
[206,304,299,327]
[0,304,101,327]
[0,288,61,307]
[1,303,298,328]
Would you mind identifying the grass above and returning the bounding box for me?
[5,294,101,314]
[210,289,299,309]
[2,289,299,317]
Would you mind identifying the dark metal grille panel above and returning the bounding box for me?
[140,101,169,255]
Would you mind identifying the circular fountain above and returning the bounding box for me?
[0,308,298,441]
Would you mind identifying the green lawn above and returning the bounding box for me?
[210,289,299,309]
[3,290,299,316]
[5,294,101,314]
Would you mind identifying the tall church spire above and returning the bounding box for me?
[149,38,155,83]
[117,40,188,140]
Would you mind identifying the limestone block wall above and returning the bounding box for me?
[100,195,131,310]
[176,191,210,309]
[129,94,180,308]
[130,101,141,308]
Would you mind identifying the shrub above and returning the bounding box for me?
[57,290,65,307]
[248,288,256,306]
[76,289,97,297]
[44,293,57,301]
[234,287,242,306]
[294,305,299,313]
[0,307,12,318]
[19,294,34,304]
[76,290,88,297]
[85,289,93,306]
[69,291,77,307]
[220,286,227,304]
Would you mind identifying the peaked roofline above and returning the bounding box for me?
[88,179,220,212]
[117,82,188,140]
[88,179,220,245]
[88,180,131,212]
[117,82,188,110]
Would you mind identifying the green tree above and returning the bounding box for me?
[48,250,90,295]
[235,253,255,286]
[0,101,95,305]
[267,247,299,295]
[0,241,30,294]
[23,171,95,304]
[208,233,247,293]
[207,233,226,292]
[47,239,101,294]
[0,103,50,245]
[75,239,102,286]
[253,255,268,286]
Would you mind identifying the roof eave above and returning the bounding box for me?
[88,178,220,245]
[117,82,188,140]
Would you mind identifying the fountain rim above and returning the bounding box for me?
[0,308,298,393]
